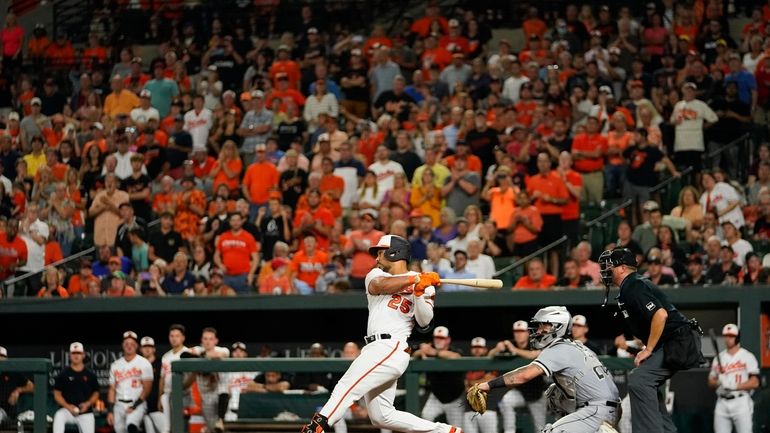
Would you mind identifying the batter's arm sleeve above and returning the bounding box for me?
[414,286,435,328]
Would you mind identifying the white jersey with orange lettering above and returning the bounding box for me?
[225,372,257,415]
[709,347,759,433]
[364,268,419,342]
[110,355,153,401]
[160,347,189,394]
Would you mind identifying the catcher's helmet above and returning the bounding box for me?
[598,248,637,287]
[529,306,571,350]
[369,235,411,262]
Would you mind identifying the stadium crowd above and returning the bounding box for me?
[2,0,770,298]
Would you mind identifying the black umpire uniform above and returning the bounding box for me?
[605,248,704,433]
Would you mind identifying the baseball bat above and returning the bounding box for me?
[439,278,504,289]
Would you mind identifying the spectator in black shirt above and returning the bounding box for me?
[465,110,498,175]
[645,254,677,286]
[391,131,422,180]
[705,245,742,285]
[40,77,68,116]
[204,36,244,91]
[256,198,291,261]
[0,346,33,424]
[556,258,594,288]
[683,60,714,101]
[623,128,679,223]
[114,203,146,258]
[149,212,183,264]
[279,149,308,209]
[373,75,416,122]
[167,115,193,177]
[340,49,370,119]
[121,155,152,222]
[709,81,751,178]
[680,254,707,285]
[52,342,99,433]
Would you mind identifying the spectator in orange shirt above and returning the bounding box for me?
[344,209,385,291]
[44,32,75,69]
[604,112,633,198]
[105,271,136,297]
[210,140,242,193]
[363,24,394,57]
[556,152,584,251]
[319,157,345,218]
[82,33,109,71]
[526,152,568,275]
[242,143,280,220]
[482,166,517,230]
[37,267,69,298]
[570,116,607,204]
[508,190,542,257]
[513,258,556,290]
[269,45,301,89]
[439,19,470,54]
[259,257,293,295]
[27,24,50,65]
[410,4,449,38]
[443,140,482,174]
[293,189,335,251]
[214,212,260,294]
[267,72,306,113]
[522,6,548,46]
[67,258,99,296]
[290,235,329,294]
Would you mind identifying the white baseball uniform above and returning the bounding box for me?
[110,355,153,433]
[318,268,456,433]
[193,346,230,430]
[159,346,188,433]
[710,347,759,433]
[223,372,256,421]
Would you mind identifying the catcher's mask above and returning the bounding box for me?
[369,234,411,262]
[529,306,571,350]
[598,248,637,306]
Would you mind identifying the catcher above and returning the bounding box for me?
[467,306,621,433]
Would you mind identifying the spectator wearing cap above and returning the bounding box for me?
[52,341,99,433]
[130,89,160,130]
[267,71,306,113]
[106,271,136,296]
[19,97,49,149]
[671,81,718,173]
[104,74,140,119]
[238,89,273,164]
[206,268,236,296]
[643,252,677,286]
[258,257,292,295]
[680,254,707,285]
[269,45,301,90]
[123,57,150,95]
[67,259,98,298]
[571,116,607,204]
[373,75,415,122]
[344,209,384,290]
[722,221,752,267]
[700,170,745,229]
[502,59,530,104]
[439,50,472,95]
[706,245,742,285]
[514,257,556,290]
[339,48,370,118]
[442,250,477,292]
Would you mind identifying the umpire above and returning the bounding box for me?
[599,248,704,433]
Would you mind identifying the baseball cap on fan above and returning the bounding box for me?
[571,315,587,327]
[433,326,450,338]
[140,337,155,347]
[69,342,84,353]
[0,346,7,357]
[722,323,739,336]
[513,320,528,332]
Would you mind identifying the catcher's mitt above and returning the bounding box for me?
[466,383,488,414]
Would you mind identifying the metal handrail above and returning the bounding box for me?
[650,166,694,193]
[704,132,750,159]
[2,218,161,290]
[493,235,568,277]
[585,199,633,228]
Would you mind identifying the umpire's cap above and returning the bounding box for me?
[599,248,637,268]
[369,235,411,262]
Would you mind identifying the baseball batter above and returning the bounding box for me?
[708,323,760,433]
[300,234,461,433]
[107,331,154,433]
[158,324,188,433]
[470,306,621,433]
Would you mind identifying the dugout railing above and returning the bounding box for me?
[0,359,51,433]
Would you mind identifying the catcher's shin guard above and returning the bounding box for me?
[300,412,331,433]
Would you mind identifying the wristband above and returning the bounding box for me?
[131,398,144,409]
[488,376,507,390]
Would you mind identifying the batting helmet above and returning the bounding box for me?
[369,235,411,262]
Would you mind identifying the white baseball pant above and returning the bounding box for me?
[421,394,465,427]
[541,405,619,433]
[319,339,456,433]
[113,401,147,433]
[143,411,166,433]
[53,408,95,433]
[463,410,498,433]
[160,394,171,433]
[714,395,753,433]
[499,389,547,433]
[618,395,631,433]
